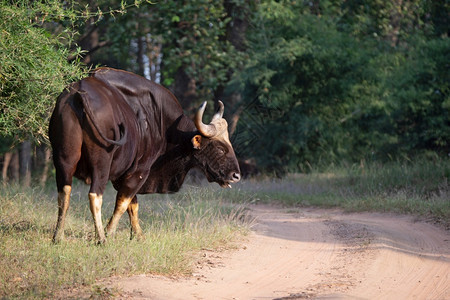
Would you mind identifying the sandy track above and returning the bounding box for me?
[106,205,450,300]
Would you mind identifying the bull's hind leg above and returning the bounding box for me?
[51,135,82,243]
[53,185,72,243]
[89,192,106,244]
[88,162,113,244]
[50,94,83,243]
[105,193,134,237]
[127,196,144,240]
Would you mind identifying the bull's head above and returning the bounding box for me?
[192,101,241,188]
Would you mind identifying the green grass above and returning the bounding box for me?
[0,183,249,298]
[1,158,448,298]
[223,158,450,225]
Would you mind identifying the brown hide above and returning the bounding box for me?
[49,68,240,243]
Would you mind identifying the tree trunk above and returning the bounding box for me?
[35,145,51,185]
[173,67,198,113]
[10,151,19,182]
[215,0,250,135]
[224,0,249,52]
[389,0,404,47]
[137,35,145,77]
[19,141,32,187]
[147,34,162,83]
[2,152,12,184]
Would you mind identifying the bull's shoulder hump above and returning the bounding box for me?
[90,67,183,111]
[91,67,156,94]
[78,76,116,99]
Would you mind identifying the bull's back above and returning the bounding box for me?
[49,77,139,185]
[91,68,184,119]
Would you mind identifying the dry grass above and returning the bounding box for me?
[223,159,450,226]
[0,182,250,298]
[1,159,448,298]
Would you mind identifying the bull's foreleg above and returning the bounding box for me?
[89,193,106,244]
[105,193,133,237]
[127,196,144,240]
[53,185,71,243]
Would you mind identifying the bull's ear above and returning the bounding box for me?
[191,135,202,149]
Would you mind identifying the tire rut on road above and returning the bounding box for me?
[105,205,450,300]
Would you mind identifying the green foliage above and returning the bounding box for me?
[0,0,447,172]
[233,5,378,174]
[386,38,450,153]
[337,0,432,41]
[94,0,243,103]
[0,0,150,144]
[150,1,241,99]
[232,158,449,224]
[76,0,156,69]
[232,0,449,174]
[0,1,85,144]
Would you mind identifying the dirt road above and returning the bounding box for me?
[107,205,450,299]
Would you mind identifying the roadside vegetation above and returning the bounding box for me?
[225,158,450,227]
[0,158,448,298]
[0,182,249,298]
[0,1,448,298]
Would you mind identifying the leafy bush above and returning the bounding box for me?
[231,1,449,174]
[232,10,381,174]
[0,1,85,144]
[387,38,450,154]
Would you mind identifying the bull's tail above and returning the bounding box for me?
[78,92,127,146]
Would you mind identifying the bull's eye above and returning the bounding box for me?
[217,147,226,155]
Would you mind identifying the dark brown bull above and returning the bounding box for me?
[49,67,241,243]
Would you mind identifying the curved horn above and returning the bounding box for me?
[195,101,217,137]
[211,100,224,122]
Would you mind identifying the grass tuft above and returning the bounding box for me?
[1,159,448,298]
[222,158,449,225]
[0,183,249,298]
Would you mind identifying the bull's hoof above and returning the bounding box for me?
[52,238,62,244]
[52,232,64,244]
[130,233,145,241]
[96,238,106,245]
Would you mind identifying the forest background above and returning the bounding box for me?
[0,0,449,184]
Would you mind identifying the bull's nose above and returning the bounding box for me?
[231,172,241,182]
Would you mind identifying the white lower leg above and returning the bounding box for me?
[53,185,72,242]
[128,202,144,239]
[89,193,106,243]
[106,196,132,236]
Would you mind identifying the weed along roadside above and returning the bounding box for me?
[237,159,450,228]
[0,159,449,298]
[0,183,250,298]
